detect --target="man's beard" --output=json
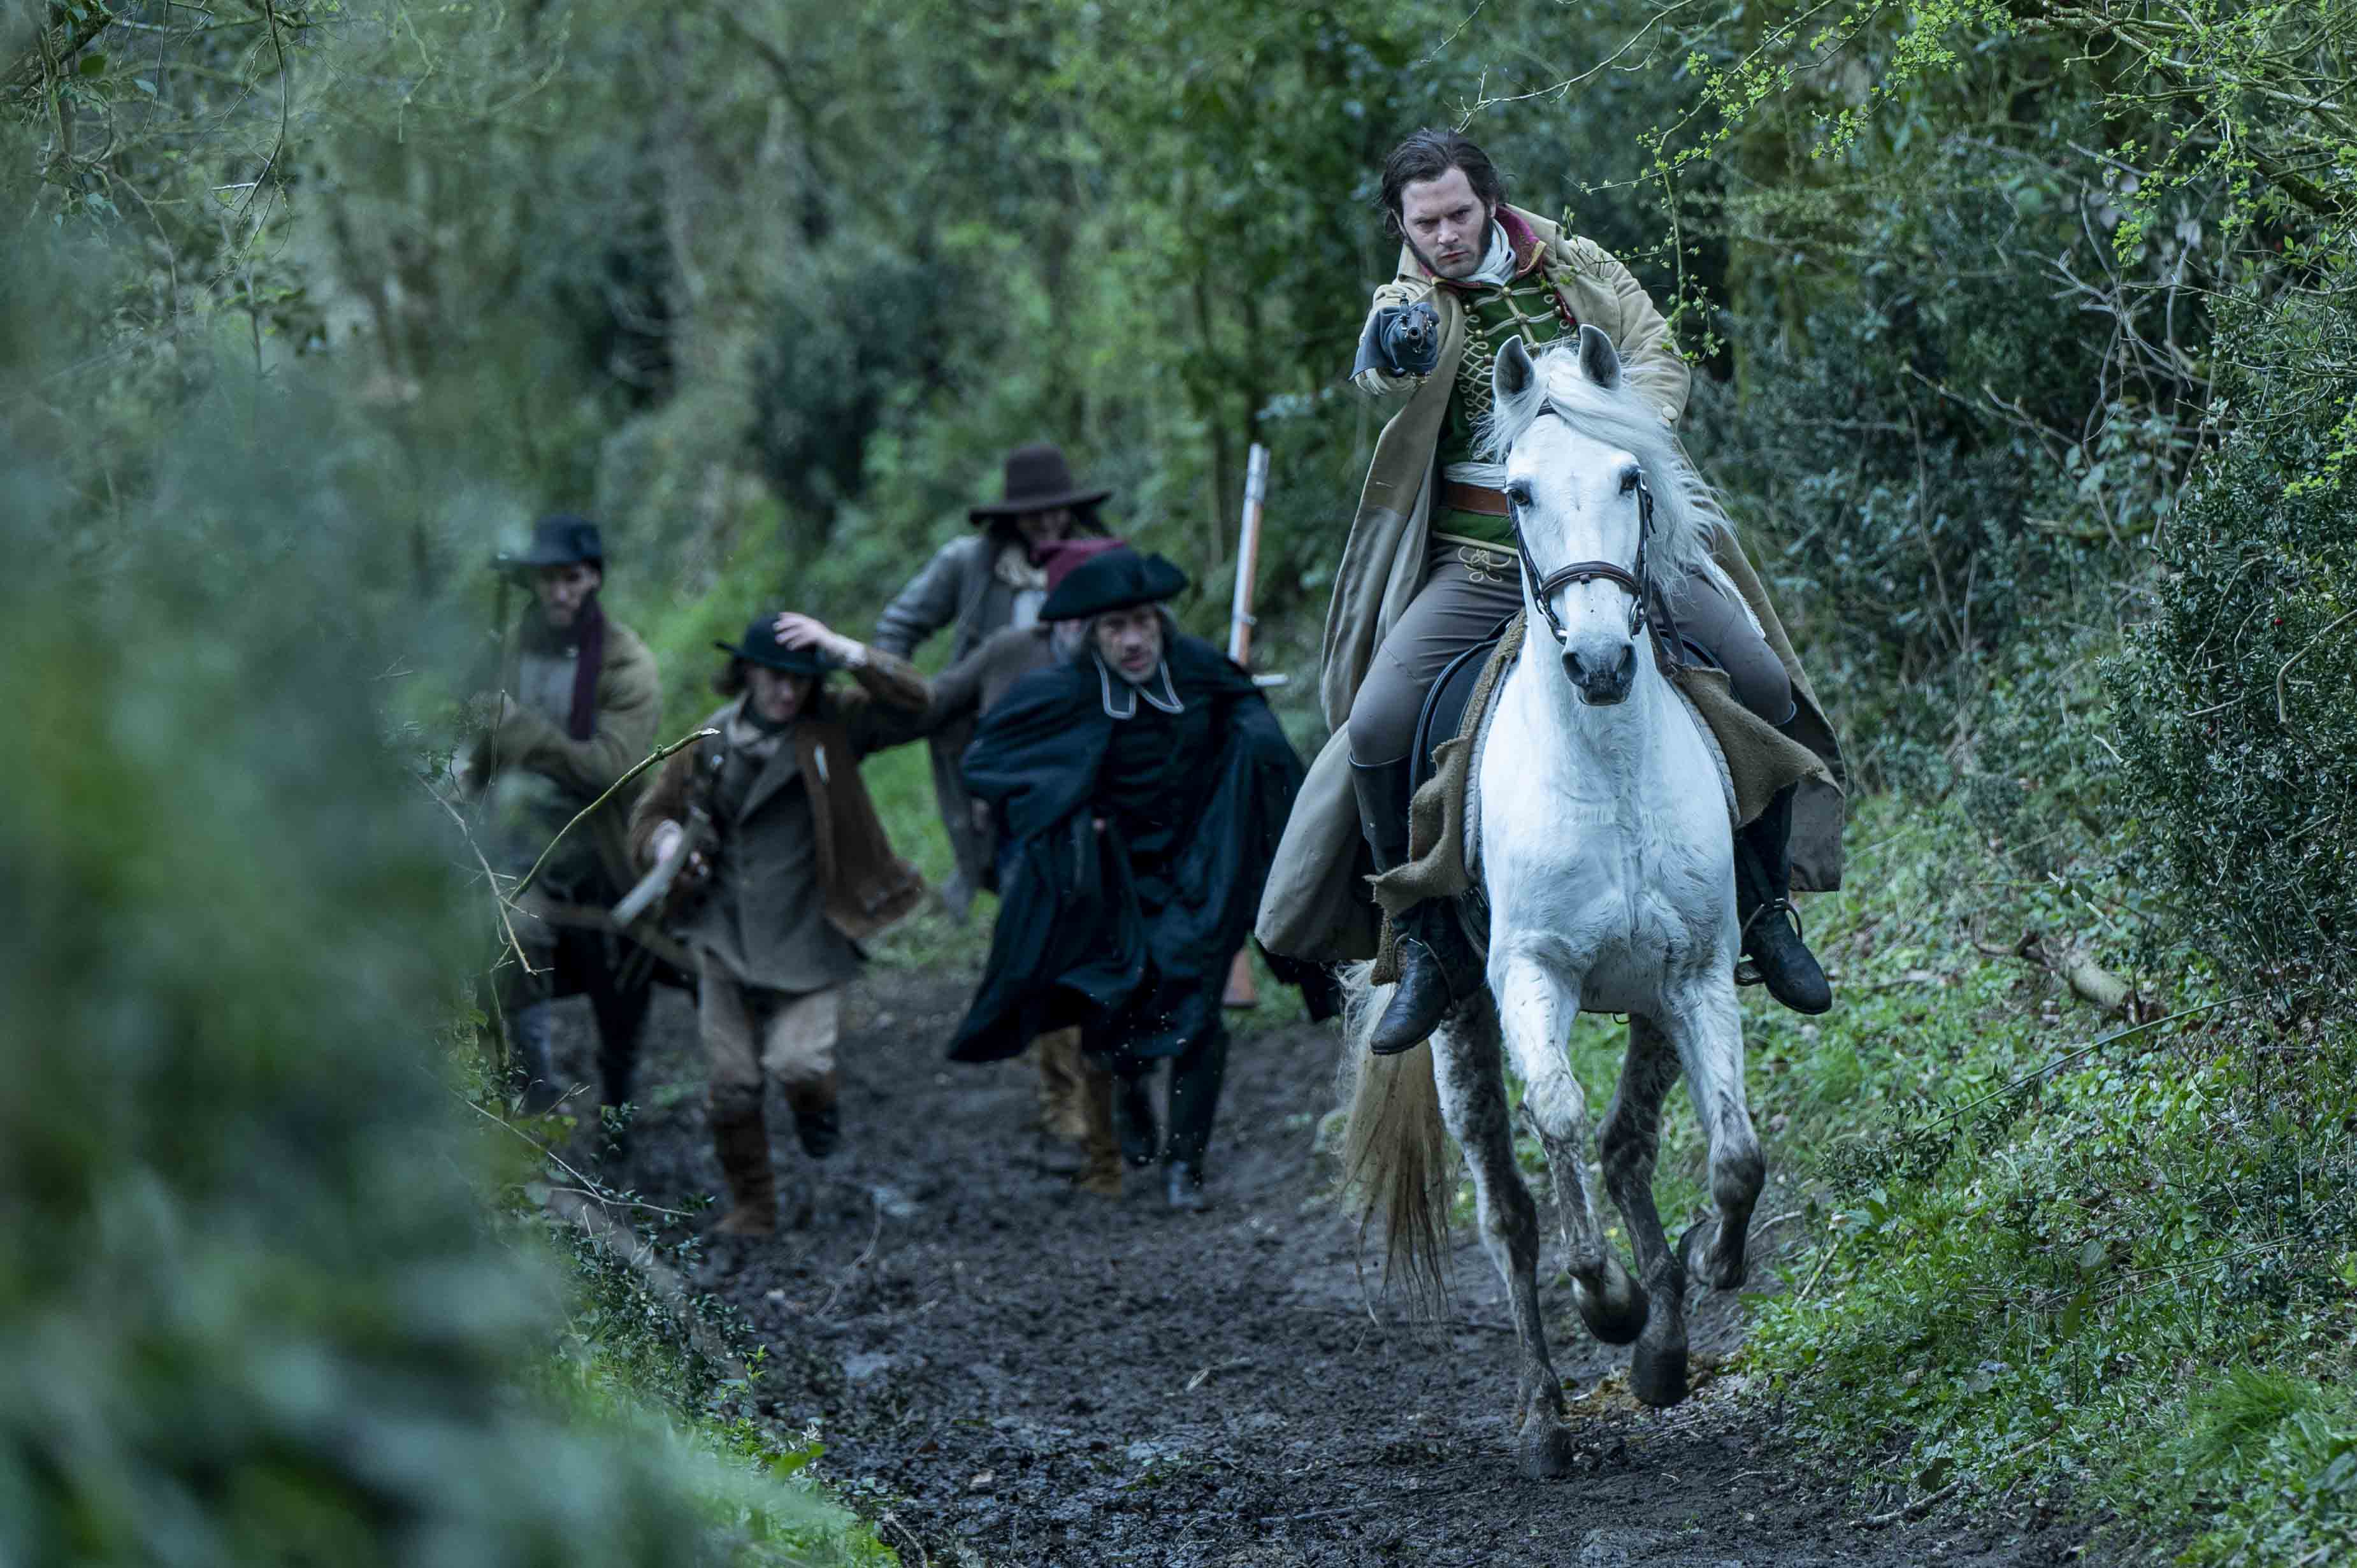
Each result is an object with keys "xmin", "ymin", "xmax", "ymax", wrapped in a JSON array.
[{"xmin": 1402, "ymin": 204, "xmax": 1492, "ymax": 280}]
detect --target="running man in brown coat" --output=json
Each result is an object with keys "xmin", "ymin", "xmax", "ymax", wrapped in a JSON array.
[{"xmin": 630, "ymin": 612, "xmax": 929, "ymax": 1237}]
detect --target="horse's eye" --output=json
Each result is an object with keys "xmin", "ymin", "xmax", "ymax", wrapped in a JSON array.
[
  {"xmin": 1618, "ymin": 467, "xmax": 1641, "ymax": 494},
  {"xmin": 1505, "ymin": 482, "xmax": 1532, "ymax": 510}
]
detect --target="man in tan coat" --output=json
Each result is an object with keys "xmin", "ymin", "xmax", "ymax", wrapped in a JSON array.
[
  {"xmin": 1257, "ymin": 130, "xmax": 1845, "ymax": 1051},
  {"xmin": 874, "ymin": 443, "xmax": 1111, "ymax": 919},
  {"xmin": 630, "ymin": 612, "xmax": 929, "ymax": 1237},
  {"xmin": 468, "ymin": 515, "xmax": 663, "ymax": 1117}
]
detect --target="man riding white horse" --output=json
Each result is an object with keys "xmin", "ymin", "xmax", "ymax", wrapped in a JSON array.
[{"xmin": 1258, "ymin": 128, "xmax": 1844, "ymax": 1045}]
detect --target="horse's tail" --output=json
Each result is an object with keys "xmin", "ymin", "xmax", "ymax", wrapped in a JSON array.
[{"xmin": 1335, "ymin": 962, "xmax": 1455, "ymax": 1316}]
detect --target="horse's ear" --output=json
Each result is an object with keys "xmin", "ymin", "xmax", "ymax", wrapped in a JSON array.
[
  {"xmin": 1492, "ymin": 335, "xmax": 1540, "ymax": 429},
  {"xmin": 1577, "ymin": 324, "xmax": 1623, "ymax": 391}
]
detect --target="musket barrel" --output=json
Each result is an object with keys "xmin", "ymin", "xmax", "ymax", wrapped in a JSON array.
[{"xmin": 1229, "ymin": 442, "xmax": 1269, "ymax": 666}]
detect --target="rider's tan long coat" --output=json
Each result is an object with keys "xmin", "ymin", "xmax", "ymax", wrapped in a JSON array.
[{"xmin": 1255, "ymin": 208, "xmax": 1845, "ymax": 964}]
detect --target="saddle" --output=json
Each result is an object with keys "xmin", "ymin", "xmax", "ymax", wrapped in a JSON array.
[
  {"xmin": 1409, "ymin": 618, "xmax": 1515, "ymax": 799},
  {"xmin": 1368, "ymin": 612, "xmax": 1738, "ymax": 984}
]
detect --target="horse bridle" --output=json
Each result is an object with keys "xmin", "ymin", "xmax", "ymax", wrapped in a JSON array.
[{"xmin": 1507, "ymin": 463, "xmax": 1669, "ymax": 654}]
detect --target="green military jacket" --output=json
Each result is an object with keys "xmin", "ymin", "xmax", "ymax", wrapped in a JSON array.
[{"xmin": 1257, "ymin": 207, "xmax": 1843, "ymax": 964}]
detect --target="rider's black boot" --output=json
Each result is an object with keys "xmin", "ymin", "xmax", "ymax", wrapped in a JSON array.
[
  {"xmin": 1734, "ymin": 784, "xmax": 1832, "ymax": 1015},
  {"xmin": 509, "ymin": 1001, "xmax": 565, "ymax": 1117},
  {"xmin": 1353, "ymin": 756, "xmax": 1480, "ymax": 1056}
]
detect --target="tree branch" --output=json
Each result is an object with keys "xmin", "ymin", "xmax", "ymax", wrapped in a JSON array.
[
  {"xmin": 513, "ymin": 726, "xmax": 717, "ymax": 897},
  {"xmin": 3, "ymin": 7, "xmax": 115, "ymax": 99}
]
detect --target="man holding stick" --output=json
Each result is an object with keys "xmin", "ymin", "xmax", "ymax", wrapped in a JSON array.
[
  {"xmin": 629, "ymin": 612, "xmax": 931, "ymax": 1237},
  {"xmin": 465, "ymin": 514, "xmax": 664, "ymax": 1118}
]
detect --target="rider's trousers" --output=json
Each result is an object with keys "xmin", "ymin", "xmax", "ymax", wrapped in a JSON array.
[{"xmin": 1346, "ymin": 536, "xmax": 1794, "ymax": 766}]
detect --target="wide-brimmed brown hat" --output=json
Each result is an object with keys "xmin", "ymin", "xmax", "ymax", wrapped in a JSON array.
[{"xmin": 969, "ymin": 442, "xmax": 1111, "ymax": 524}]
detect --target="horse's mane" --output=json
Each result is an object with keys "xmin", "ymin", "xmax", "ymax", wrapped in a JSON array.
[{"xmin": 1478, "ymin": 342, "xmax": 1727, "ymax": 583}]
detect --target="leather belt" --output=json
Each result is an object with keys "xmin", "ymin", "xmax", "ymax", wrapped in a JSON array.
[{"xmin": 1438, "ymin": 480, "xmax": 1513, "ymax": 517}]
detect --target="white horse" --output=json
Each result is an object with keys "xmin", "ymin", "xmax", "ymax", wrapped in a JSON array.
[{"xmin": 1339, "ymin": 327, "xmax": 1764, "ymax": 1479}]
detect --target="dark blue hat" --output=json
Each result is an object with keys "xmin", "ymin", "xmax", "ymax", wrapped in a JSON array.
[
  {"xmin": 499, "ymin": 514, "xmax": 605, "ymax": 573},
  {"xmin": 1039, "ymin": 547, "xmax": 1188, "ymax": 622},
  {"xmin": 713, "ymin": 614, "xmax": 831, "ymax": 677}
]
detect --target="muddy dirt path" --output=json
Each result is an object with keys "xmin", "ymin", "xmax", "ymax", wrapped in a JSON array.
[{"xmin": 556, "ymin": 968, "xmax": 2106, "ymax": 1568}]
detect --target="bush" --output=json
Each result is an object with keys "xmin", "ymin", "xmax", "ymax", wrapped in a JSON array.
[
  {"xmin": 0, "ymin": 236, "xmax": 891, "ymax": 1568},
  {"xmin": 1734, "ymin": 796, "xmax": 2357, "ymax": 1567},
  {"xmin": 2108, "ymin": 280, "xmax": 2357, "ymax": 1005}
]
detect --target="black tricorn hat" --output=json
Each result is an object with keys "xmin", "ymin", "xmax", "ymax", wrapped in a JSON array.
[
  {"xmin": 969, "ymin": 442, "xmax": 1113, "ymax": 524},
  {"xmin": 1039, "ymin": 547, "xmax": 1189, "ymax": 622},
  {"xmin": 713, "ymin": 614, "xmax": 832, "ymax": 677},
  {"xmin": 498, "ymin": 513, "xmax": 605, "ymax": 573}
]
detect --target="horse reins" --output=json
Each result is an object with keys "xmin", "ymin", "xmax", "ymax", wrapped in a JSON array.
[{"xmin": 1504, "ymin": 463, "xmax": 1683, "ymax": 666}]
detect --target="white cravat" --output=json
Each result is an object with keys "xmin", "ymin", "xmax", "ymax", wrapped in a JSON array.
[{"xmin": 1465, "ymin": 220, "xmax": 1515, "ymax": 286}]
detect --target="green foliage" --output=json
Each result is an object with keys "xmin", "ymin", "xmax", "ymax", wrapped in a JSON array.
[
  {"xmin": 2168, "ymin": 1373, "xmax": 2357, "ymax": 1564},
  {"xmin": 11, "ymin": 0, "xmax": 2356, "ymax": 1558},
  {"xmin": 0, "ymin": 147, "xmax": 894, "ymax": 1568},
  {"xmin": 2109, "ymin": 279, "xmax": 2357, "ymax": 1003},
  {"xmin": 1733, "ymin": 797, "xmax": 2357, "ymax": 1566}
]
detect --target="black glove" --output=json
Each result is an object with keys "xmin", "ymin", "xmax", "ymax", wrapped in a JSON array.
[{"xmin": 1351, "ymin": 301, "xmax": 1441, "ymax": 380}]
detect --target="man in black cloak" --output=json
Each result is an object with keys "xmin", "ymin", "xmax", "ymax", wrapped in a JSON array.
[{"xmin": 948, "ymin": 547, "xmax": 1316, "ymax": 1211}]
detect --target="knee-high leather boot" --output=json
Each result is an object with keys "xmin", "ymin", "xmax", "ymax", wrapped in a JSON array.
[
  {"xmin": 784, "ymin": 1072, "xmax": 842, "ymax": 1160},
  {"xmin": 508, "ymin": 1000, "xmax": 564, "ymax": 1117},
  {"xmin": 709, "ymin": 1092, "xmax": 778, "ymax": 1237},
  {"xmin": 1734, "ymin": 784, "xmax": 1832, "ymax": 1014},
  {"xmin": 1352, "ymin": 756, "xmax": 1478, "ymax": 1056},
  {"xmin": 1073, "ymin": 1065, "xmax": 1123, "ymax": 1198},
  {"xmin": 1162, "ymin": 1026, "xmax": 1229, "ymax": 1212}
]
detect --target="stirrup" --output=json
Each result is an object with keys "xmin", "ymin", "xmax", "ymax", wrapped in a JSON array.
[
  {"xmin": 1735, "ymin": 898, "xmax": 1803, "ymax": 988},
  {"xmin": 1371, "ymin": 916, "xmax": 1474, "ymax": 1055},
  {"xmin": 1740, "ymin": 896, "xmax": 1806, "ymax": 945}
]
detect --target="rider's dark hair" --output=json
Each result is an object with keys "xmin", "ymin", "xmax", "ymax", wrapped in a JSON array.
[{"xmin": 1380, "ymin": 129, "xmax": 1507, "ymax": 236}]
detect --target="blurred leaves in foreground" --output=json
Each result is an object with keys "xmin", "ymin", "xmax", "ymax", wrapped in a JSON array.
[{"xmin": 0, "ymin": 226, "xmax": 893, "ymax": 1564}]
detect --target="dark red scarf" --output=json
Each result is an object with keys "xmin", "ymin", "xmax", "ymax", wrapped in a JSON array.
[
  {"xmin": 523, "ymin": 592, "xmax": 607, "ymax": 741},
  {"xmin": 566, "ymin": 594, "xmax": 606, "ymax": 740}
]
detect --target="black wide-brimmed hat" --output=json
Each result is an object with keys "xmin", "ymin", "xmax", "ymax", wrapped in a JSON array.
[
  {"xmin": 1039, "ymin": 547, "xmax": 1189, "ymax": 622},
  {"xmin": 498, "ymin": 513, "xmax": 605, "ymax": 573},
  {"xmin": 969, "ymin": 442, "xmax": 1113, "ymax": 524},
  {"xmin": 713, "ymin": 614, "xmax": 832, "ymax": 677}
]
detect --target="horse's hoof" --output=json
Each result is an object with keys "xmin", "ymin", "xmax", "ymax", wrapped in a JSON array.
[
  {"xmin": 1630, "ymin": 1334, "xmax": 1689, "ymax": 1408},
  {"xmin": 1680, "ymin": 1219, "xmax": 1747, "ymax": 1292},
  {"xmin": 1516, "ymin": 1416, "xmax": 1579, "ymax": 1479},
  {"xmin": 1573, "ymin": 1268, "xmax": 1650, "ymax": 1347}
]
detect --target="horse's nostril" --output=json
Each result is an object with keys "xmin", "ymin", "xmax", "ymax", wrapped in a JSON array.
[{"xmin": 1615, "ymin": 644, "xmax": 1637, "ymax": 685}]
